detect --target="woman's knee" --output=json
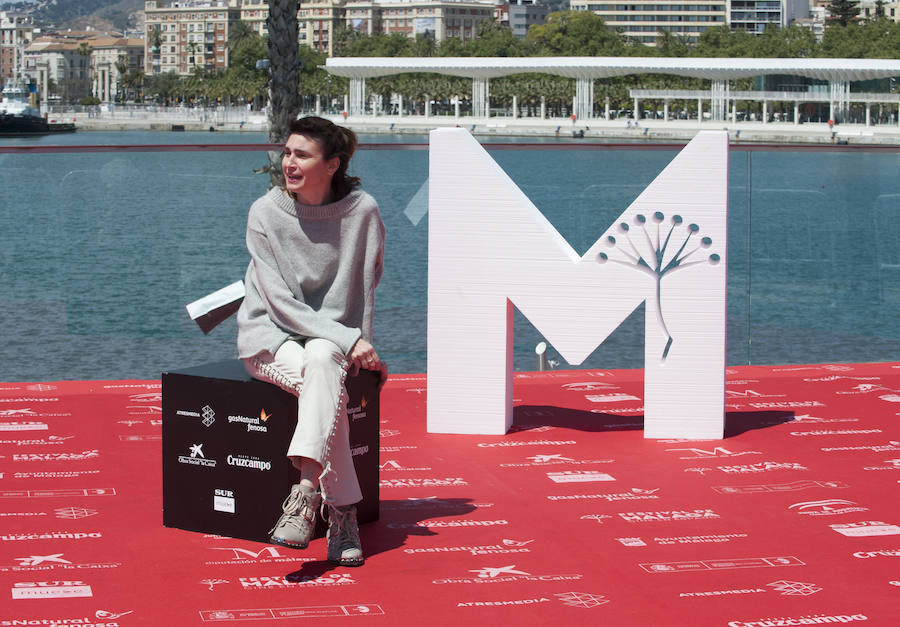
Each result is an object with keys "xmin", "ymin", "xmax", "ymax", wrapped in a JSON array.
[{"xmin": 303, "ymin": 338, "xmax": 346, "ymax": 374}]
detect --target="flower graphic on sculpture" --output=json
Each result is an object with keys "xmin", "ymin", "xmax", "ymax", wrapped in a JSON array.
[{"xmin": 596, "ymin": 212, "xmax": 720, "ymax": 360}]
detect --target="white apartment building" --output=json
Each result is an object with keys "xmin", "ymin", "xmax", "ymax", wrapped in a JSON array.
[
  {"xmin": 1, "ymin": 11, "xmax": 35, "ymax": 83},
  {"xmin": 730, "ymin": 0, "xmax": 809, "ymax": 34},
  {"xmin": 24, "ymin": 36, "xmax": 92, "ymax": 103},
  {"xmin": 144, "ymin": 0, "xmax": 242, "ymax": 75},
  {"xmin": 859, "ymin": 0, "xmax": 900, "ymax": 20},
  {"xmin": 494, "ymin": 0, "xmax": 551, "ymax": 38},
  {"xmin": 345, "ymin": 0, "xmax": 495, "ymax": 44},
  {"xmin": 570, "ymin": 2, "xmax": 729, "ymax": 45}
]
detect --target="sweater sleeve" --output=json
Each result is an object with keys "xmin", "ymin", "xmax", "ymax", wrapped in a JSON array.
[{"xmin": 246, "ymin": 224, "xmax": 361, "ymax": 355}]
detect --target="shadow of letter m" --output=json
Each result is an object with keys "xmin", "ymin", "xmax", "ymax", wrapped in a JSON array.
[{"xmin": 427, "ymin": 129, "xmax": 727, "ymax": 438}]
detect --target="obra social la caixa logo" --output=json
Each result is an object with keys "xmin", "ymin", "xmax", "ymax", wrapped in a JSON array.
[{"xmin": 432, "ymin": 565, "xmax": 584, "ymax": 585}]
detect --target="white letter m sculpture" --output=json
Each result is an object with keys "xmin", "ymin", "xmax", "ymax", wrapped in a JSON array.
[{"xmin": 427, "ymin": 129, "xmax": 728, "ymax": 439}]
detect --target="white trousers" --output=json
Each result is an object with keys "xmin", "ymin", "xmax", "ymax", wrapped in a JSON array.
[{"xmin": 242, "ymin": 338, "xmax": 362, "ymax": 507}]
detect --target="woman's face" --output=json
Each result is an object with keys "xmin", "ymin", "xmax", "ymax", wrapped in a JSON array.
[{"xmin": 281, "ymin": 133, "xmax": 340, "ymax": 205}]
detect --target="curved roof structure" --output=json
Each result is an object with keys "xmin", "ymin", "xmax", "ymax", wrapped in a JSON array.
[{"xmin": 325, "ymin": 57, "xmax": 900, "ymax": 82}]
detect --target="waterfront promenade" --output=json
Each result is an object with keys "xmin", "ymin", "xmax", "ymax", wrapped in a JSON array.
[{"xmin": 60, "ymin": 108, "xmax": 900, "ymax": 145}]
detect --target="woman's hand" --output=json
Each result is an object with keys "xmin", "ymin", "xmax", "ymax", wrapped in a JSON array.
[{"xmin": 348, "ymin": 338, "xmax": 387, "ymax": 383}]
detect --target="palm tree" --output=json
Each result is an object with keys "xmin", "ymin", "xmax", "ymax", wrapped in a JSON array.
[{"xmin": 266, "ymin": 0, "xmax": 301, "ymax": 188}]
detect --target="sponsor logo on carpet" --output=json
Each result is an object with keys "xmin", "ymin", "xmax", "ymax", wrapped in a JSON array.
[
  {"xmin": 617, "ymin": 533, "xmax": 748, "ymax": 546},
  {"xmin": 0, "ymin": 421, "xmax": 49, "ymax": 431},
  {"xmin": 790, "ymin": 429, "xmax": 882, "ymax": 436},
  {"xmin": 0, "ymin": 397, "xmax": 60, "ymax": 403},
  {"xmin": 792, "ymin": 413, "xmax": 860, "ymax": 424},
  {"xmin": 725, "ymin": 389, "xmax": 786, "ymax": 399},
  {"xmin": 3, "ymin": 553, "xmax": 120, "ymax": 573},
  {"xmin": 0, "ymin": 611, "xmax": 133, "ymax": 626},
  {"xmin": 852, "ymin": 549, "xmax": 900, "ymax": 559},
  {"xmin": 13, "ymin": 470, "xmax": 102, "ymax": 480},
  {"xmin": 433, "ymin": 565, "xmax": 583, "ymax": 585},
  {"xmin": 0, "ymin": 532, "xmax": 103, "ymax": 542},
  {"xmin": 500, "ymin": 453, "xmax": 614, "ymax": 468},
  {"xmin": 746, "ymin": 401, "xmax": 826, "ymax": 410},
  {"xmin": 205, "ymin": 546, "xmax": 314, "ymax": 566},
  {"xmin": 380, "ymin": 477, "xmax": 467, "ymax": 487},
  {"xmin": 387, "ymin": 519, "xmax": 508, "ymax": 530},
  {"xmin": 726, "ymin": 613, "xmax": 868, "ymax": 627},
  {"xmin": 679, "ymin": 587, "xmax": 766, "ymax": 597},
  {"xmin": 10, "ymin": 580, "xmax": 93, "ymax": 599},
  {"xmin": 54, "ymin": 507, "xmax": 98, "ymax": 519},
  {"xmin": 830, "ymin": 521, "xmax": 900, "ymax": 537},
  {"xmin": 238, "ymin": 574, "xmax": 356, "ymax": 589},
  {"xmin": 547, "ymin": 471, "xmax": 615, "ymax": 483},
  {"xmin": 380, "ymin": 445, "xmax": 418, "ymax": 452},
  {"xmin": 201, "ymin": 579, "xmax": 229, "ymax": 591},
  {"xmin": 618, "ymin": 509, "xmax": 720, "ymax": 522},
  {"xmin": 837, "ymin": 383, "xmax": 900, "ymax": 396},
  {"xmin": 789, "ymin": 499, "xmax": 868, "ymax": 516},
  {"xmin": 198, "ymin": 605, "xmax": 383, "ymax": 620},
  {"xmin": 773, "ymin": 365, "xmax": 854, "ymax": 372},
  {"xmin": 687, "ymin": 461, "xmax": 807, "ymax": 474},
  {"xmin": 477, "ymin": 440, "xmax": 577, "ymax": 448},
  {"xmin": 404, "ymin": 538, "xmax": 534, "ymax": 556},
  {"xmin": 562, "ymin": 382, "xmax": 619, "ymax": 391},
  {"xmin": 581, "ymin": 514, "xmax": 613, "ymax": 525},
  {"xmin": 863, "ymin": 459, "xmax": 900, "ymax": 471},
  {"xmin": 641, "ymin": 556, "xmax": 803, "ymax": 573},
  {"xmin": 548, "ymin": 488, "xmax": 659, "ymax": 502},
  {"xmin": 178, "ymin": 444, "xmax": 216, "ymax": 467},
  {"xmin": 821, "ymin": 441, "xmax": 900, "ymax": 453},
  {"xmin": 12, "ymin": 450, "xmax": 99, "ymax": 462},
  {"xmin": 457, "ymin": 597, "xmax": 552, "ymax": 608},
  {"xmin": 119, "ymin": 434, "xmax": 161, "ymax": 442},
  {"xmin": 227, "ymin": 410, "xmax": 270, "ymax": 434},
  {"xmin": 0, "ymin": 435, "xmax": 73, "ymax": 446},
  {"xmin": 666, "ymin": 446, "xmax": 761, "ymax": 459},
  {"xmin": 584, "ymin": 393, "xmax": 641, "ymax": 403},
  {"xmin": 381, "ymin": 496, "xmax": 494, "ymax": 511},
  {"xmin": 0, "ymin": 488, "xmax": 115, "ymax": 499},
  {"xmin": 379, "ymin": 460, "xmax": 432, "ymax": 471},
  {"xmin": 379, "ymin": 429, "xmax": 401, "ymax": 437},
  {"xmin": 803, "ymin": 375, "xmax": 880, "ymax": 382},
  {"xmin": 555, "ymin": 592, "xmax": 609, "ymax": 608},
  {"xmin": 713, "ymin": 480, "xmax": 848, "ymax": 494},
  {"xmin": 767, "ymin": 580, "xmax": 822, "ymax": 595}
]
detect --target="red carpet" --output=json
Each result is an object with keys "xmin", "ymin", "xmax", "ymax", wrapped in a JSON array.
[{"xmin": 1, "ymin": 363, "xmax": 899, "ymax": 626}]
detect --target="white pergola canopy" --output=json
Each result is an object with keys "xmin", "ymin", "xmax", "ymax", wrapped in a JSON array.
[{"xmin": 324, "ymin": 56, "xmax": 900, "ymax": 120}]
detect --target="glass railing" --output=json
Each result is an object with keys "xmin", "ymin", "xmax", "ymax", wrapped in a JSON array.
[{"xmin": 1, "ymin": 134, "xmax": 898, "ymax": 381}]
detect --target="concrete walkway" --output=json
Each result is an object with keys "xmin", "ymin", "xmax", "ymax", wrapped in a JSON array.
[{"xmin": 68, "ymin": 111, "xmax": 900, "ymax": 145}]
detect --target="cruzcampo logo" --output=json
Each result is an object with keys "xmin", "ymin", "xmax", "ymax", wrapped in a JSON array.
[{"xmin": 597, "ymin": 212, "xmax": 720, "ymax": 360}]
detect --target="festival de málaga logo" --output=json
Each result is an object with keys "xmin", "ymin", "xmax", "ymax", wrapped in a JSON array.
[{"xmin": 597, "ymin": 211, "xmax": 720, "ymax": 360}]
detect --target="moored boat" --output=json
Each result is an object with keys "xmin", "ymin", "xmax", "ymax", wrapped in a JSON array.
[{"xmin": 0, "ymin": 79, "xmax": 75, "ymax": 136}]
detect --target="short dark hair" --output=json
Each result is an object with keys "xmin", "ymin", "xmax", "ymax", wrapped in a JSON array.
[{"xmin": 288, "ymin": 116, "xmax": 361, "ymax": 200}]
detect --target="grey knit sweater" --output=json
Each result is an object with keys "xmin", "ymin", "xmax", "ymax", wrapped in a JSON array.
[{"xmin": 236, "ymin": 186, "xmax": 385, "ymax": 359}]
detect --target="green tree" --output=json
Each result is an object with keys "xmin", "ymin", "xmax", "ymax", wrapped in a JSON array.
[
  {"xmin": 526, "ymin": 11, "xmax": 627, "ymax": 56},
  {"xmin": 464, "ymin": 23, "xmax": 533, "ymax": 57},
  {"xmin": 826, "ymin": 0, "xmax": 861, "ymax": 27}
]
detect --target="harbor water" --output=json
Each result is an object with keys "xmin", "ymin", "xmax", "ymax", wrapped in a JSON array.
[{"xmin": 1, "ymin": 131, "xmax": 899, "ymax": 381}]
